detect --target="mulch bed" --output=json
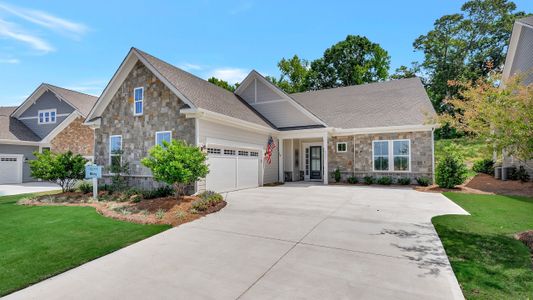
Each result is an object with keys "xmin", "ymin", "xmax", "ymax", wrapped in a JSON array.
[
  {"xmin": 516, "ymin": 230, "xmax": 533, "ymax": 267},
  {"xmin": 416, "ymin": 174, "xmax": 533, "ymax": 197},
  {"xmin": 18, "ymin": 193, "xmax": 226, "ymax": 227}
]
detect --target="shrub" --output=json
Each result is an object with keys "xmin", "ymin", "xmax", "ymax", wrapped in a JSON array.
[
  {"xmin": 77, "ymin": 181, "xmax": 93, "ymax": 194},
  {"xmin": 29, "ymin": 150, "xmax": 87, "ymax": 192},
  {"xmin": 191, "ymin": 191, "xmax": 224, "ymax": 212},
  {"xmin": 435, "ymin": 153, "xmax": 468, "ymax": 188},
  {"xmin": 155, "ymin": 209, "xmax": 165, "ymax": 220},
  {"xmin": 141, "ymin": 140, "xmax": 209, "ymax": 197},
  {"xmin": 377, "ymin": 176, "xmax": 393, "ymax": 185},
  {"xmin": 334, "ymin": 168, "xmax": 341, "ymax": 183},
  {"xmin": 347, "ymin": 176, "xmax": 358, "ymax": 184},
  {"xmin": 198, "ymin": 190, "xmax": 223, "ymax": 202},
  {"xmin": 141, "ymin": 186, "xmax": 174, "ymax": 199},
  {"xmin": 416, "ymin": 177, "xmax": 431, "ymax": 186},
  {"xmin": 363, "ymin": 176, "xmax": 375, "ymax": 185},
  {"xmin": 509, "ymin": 166, "xmax": 530, "ymax": 182},
  {"xmin": 109, "ymin": 150, "xmax": 130, "ymax": 192},
  {"xmin": 397, "ymin": 177, "xmax": 411, "ymax": 185},
  {"xmin": 472, "ymin": 158, "xmax": 494, "ymax": 175}
]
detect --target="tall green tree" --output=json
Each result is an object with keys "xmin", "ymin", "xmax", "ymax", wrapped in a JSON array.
[
  {"xmin": 307, "ymin": 35, "xmax": 390, "ymax": 90},
  {"xmin": 208, "ymin": 77, "xmax": 237, "ymax": 92},
  {"xmin": 274, "ymin": 55, "xmax": 310, "ymax": 93},
  {"xmin": 414, "ymin": 0, "xmax": 527, "ymax": 113},
  {"xmin": 390, "ymin": 63, "xmax": 421, "ymax": 80}
]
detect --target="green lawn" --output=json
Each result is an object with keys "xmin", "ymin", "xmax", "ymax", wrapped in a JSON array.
[
  {"xmin": 433, "ymin": 193, "xmax": 533, "ymax": 299},
  {"xmin": 0, "ymin": 193, "xmax": 170, "ymax": 296}
]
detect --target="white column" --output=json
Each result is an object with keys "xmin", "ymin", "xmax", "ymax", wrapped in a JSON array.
[
  {"xmin": 323, "ymin": 133, "xmax": 328, "ymax": 184},
  {"xmin": 279, "ymin": 138, "xmax": 284, "ymax": 183}
]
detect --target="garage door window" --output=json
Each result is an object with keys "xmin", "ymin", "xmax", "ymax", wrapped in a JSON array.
[
  {"xmin": 1, "ymin": 157, "xmax": 17, "ymax": 162},
  {"xmin": 224, "ymin": 149, "xmax": 236, "ymax": 156},
  {"xmin": 238, "ymin": 150, "xmax": 249, "ymax": 156},
  {"xmin": 250, "ymin": 151, "xmax": 259, "ymax": 157},
  {"xmin": 207, "ymin": 148, "xmax": 221, "ymax": 154}
]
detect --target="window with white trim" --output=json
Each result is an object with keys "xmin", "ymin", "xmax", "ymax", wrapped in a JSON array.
[
  {"xmin": 224, "ymin": 149, "xmax": 236, "ymax": 156},
  {"xmin": 336, "ymin": 142, "xmax": 347, "ymax": 152},
  {"xmin": 207, "ymin": 148, "xmax": 221, "ymax": 154},
  {"xmin": 372, "ymin": 139, "xmax": 411, "ymax": 172},
  {"xmin": 134, "ymin": 87, "xmax": 143, "ymax": 116},
  {"xmin": 373, "ymin": 141, "xmax": 389, "ymax": 171},
  {"xmin": 109, "ymin": 135, "xmax": 122, "ymax": 169},
  {"xmin": 38, "ymin": 109, "xmax": 56, "ymax": 124},
  {"xmin": 155, "ymin": 131, "xmax": 171, "ymax": 146}
]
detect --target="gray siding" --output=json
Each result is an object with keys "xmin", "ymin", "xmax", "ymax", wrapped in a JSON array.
[
  {"xmin": 19, "ymin": 90, "xmax": 75, "ymax": 139},
  {"xmin": 0, "ymin": 144, "xmax": 39, "ymax": 182},
  {"xmin": 510, "ymin": 25, "xmax": 533, "ymax": 85}
]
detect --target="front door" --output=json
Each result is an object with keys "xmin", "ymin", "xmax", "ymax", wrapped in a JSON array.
[{"xmin": 309, "ymin": 146, "xmax": 322, "ymax": 180}]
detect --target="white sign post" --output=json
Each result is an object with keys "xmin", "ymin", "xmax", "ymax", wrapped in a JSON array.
[{"xmin": 85, "ymin": 164, "xmax": 102, "ymax": 200}]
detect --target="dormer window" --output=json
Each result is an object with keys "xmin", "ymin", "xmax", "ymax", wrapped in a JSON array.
[
  {"xmin": 38, "ymin": 109, "xmax": 56, "ymax": 124},
  {"xmin": 134, "ymin": 87, "xmax": 143, "ymax": 116}
]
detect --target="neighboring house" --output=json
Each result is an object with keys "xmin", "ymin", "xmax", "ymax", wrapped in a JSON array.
[
  {"xmin": 500, "ymin": 15, "xmax": 533, "ymax": 177},
  {"xmin": 0, "ymin": 84, "xmax": 98, "ymax": 184},
  {"xmin": 85, "ymin": 48, "xmax": 437, "ymax": 193}
]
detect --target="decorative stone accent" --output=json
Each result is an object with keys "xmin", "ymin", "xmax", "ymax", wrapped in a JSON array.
[
  {"xmin": 328, "ymin": 131, "xmax": 434, "ymax": 182},
  {"xmin": 51, "ymin": 116, "xmax": 94, "ymax": 156},
  {"xmin": 94, "ymin": 61, "xmax": 195, "ymax": 189}
]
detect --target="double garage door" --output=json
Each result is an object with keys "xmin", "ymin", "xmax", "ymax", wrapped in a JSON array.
[
  {"xmin": 0, "ymin": 154, "xmax": 23, "ymax": 184},
  {"xmin": 205, "ymin": 146, "xmax": 261, "ymax": 192}
]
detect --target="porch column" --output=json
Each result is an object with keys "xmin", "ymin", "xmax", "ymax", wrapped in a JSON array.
[
  {"xmin": 323, "ymin": 133, "xmax": 328, "ymax": 184},
  {"xmin": 279, "ymin": 138, "xmax": 284, "ymax": 183}
]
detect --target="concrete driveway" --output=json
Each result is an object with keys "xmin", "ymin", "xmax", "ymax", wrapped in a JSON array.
[
  {"xmin": 0, "ymin": 182, "xmax": 60, "ymax": 196},
  {"xmin": 6, "ymin": 184, "xmax": 468, "ymax": 300}
]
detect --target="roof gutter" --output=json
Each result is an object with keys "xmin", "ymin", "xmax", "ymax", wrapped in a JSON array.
[{"xmin": 332, "ymin": 124, "xmax": 437, "ymax": 136}]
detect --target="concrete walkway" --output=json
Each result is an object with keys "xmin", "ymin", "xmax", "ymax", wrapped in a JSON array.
[
  {"xmin": 0, "ymin": 182, "xmax": 60, "ymax": 196},
  {"xmin": 5, "ymin": 184, "xmax": 468, "ymax": 300}
]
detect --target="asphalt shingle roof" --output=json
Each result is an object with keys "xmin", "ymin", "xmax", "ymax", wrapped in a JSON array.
[
  {"xmin": 290, "ymin": 77, "xmax": 437, "ymax": 129},
  {"xmin": 0, "ymin": 106, "xmax": 41, "ymax": 142},
  {"xmin": 134, "ymin": 48, "xmax": 273, "ymax": 128},
  {"xmin": 44, "ymin": 84, "xmax": 98, "ymax": 117},
  {"xmin": 518, "ymin": 16, "xmax": 533, "ymax": 27}
]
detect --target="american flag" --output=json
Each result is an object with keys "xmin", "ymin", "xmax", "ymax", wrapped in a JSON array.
[{"xmin": 265, "ymin": 136, "xmax": 276, "ymax": 164}]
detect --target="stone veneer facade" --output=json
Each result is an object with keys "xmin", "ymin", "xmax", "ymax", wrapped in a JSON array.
[
  {"xmin": 328, "ymin": 131, "xmax": 433, "ymax": 182},
  {"xmin": 94, "ymin": 61, "xmax": 195, "ymax": 189},
  {"xmin": 51, "ymin": 116, "xmax": 94, "ymax": 156}
]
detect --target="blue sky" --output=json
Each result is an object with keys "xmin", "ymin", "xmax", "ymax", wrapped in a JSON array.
[{"xmin": 1, "ymin": 0, "xmax": 532, "ymax": 106}]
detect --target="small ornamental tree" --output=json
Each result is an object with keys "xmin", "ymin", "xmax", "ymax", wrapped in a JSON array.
[
  {"xmin": 435, "ymin": 151, "xmax": 468, "ymax": 189},
  {"xmin": 141, "ymin": 140, "xmax": 209, "ymax": 197},
  {"xmin": 29, "ymin": 150, "xmax": 87, "ymax": 192}
]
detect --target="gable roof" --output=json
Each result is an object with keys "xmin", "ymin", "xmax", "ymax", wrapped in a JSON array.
[
  {"xmin": 11, "ymin": 83, "xmax": 98, "ymax": 118},
  {"xmin": 290, "ymin": 77, "xmax": 436, "ymax": 129},
  {"xmin": 0, "ymin": 106, "xmax": 41, "ymax": 142},
  {"xmin": 518, "ymin": 15, "xmax": 533, "ymax": 27}
]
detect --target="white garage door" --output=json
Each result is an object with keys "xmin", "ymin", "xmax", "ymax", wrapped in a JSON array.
[
  {"xmin": 206, "ymin": 147, "xmax": 260, "ymax": 192},
  {"xmin": 0, "ymin": 154, "xmax": 23, "ymax": 184}
]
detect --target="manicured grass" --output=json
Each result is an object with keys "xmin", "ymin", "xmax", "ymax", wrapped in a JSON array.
[
  {"xmin": 433, "ymin": 193, "xmax": 533, "ymax": 299},
  {"xmin": 435, "ymin": 138, "xmax": 491, "ymax": 178},
  {"xmin": 0, "ymin": 193, "xmax": 170, "ymax": 296}
]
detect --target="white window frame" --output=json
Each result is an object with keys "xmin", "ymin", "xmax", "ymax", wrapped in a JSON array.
[
  {"xmin": 372, "ymin": 139, "xmax": 411, "ymax": 172},
  {"xmin": 38, "ymin": 109, "xmax": 57, "ymax": 124},
  {"xmin": 109, "ymin": 135, "xmax": 122, "ymax": 166},
  {"xmin": 133, "ymin": 87, "xmax": 144, "ymax": 116},
  {"xmin": 155, "ymin": 130, "xmax": 172, "ymax": 146},
  {"xmin": 336, "ymin": 142, "xmax": 347, "ymax": 153}
]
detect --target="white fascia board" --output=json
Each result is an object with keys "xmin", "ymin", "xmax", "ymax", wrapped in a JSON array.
[
  {"xmin": 277, "ymin": 127, "xmax": 331, "ymax": 139},
  {"xmin": 0, "ymin": 139, "xmax": 42, "ymax": 146},
  {"xmin": 83, "ymin": 117, "xmax": 101, "ymax": 129},
  {"xmin": 41, "ymin": 111, "xmax": 81, "ymax": 143},
  {"xmin": 331, "ymin": 124, "xmax": 437, "ymax": 136},
  {"xmin": 502, "ymin": 22, "xmax": 523, "ymax": 83},
  {"xmin": 180, "ymin": 108, "xmax": 275, "ymax": 135}
]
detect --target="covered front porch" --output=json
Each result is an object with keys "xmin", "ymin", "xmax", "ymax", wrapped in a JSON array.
[{"xmin": 278, "ymin": 129, "xmax": 329, "ymax": 184}]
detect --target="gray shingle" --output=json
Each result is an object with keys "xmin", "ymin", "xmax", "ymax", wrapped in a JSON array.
[
  {"xmin": 290, "ymin": 78, "xmax": 437, "ymax": 129},
  {"xmin": 0, "ymin": 107, "xmax": 41, "ymax": 142},
  {"xmin": 44, "ymin": 84, "xmax": 98, "ymax": 117},
  {"xmin": 134, "ymin": 48, "xmax": 273, "ymax": 128},
  {"xmin": 518, "ymin": 16, "xmax": 533, "ymax": 27}
]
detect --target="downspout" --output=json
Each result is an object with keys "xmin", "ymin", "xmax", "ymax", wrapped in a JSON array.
[
  {"xmin": 353, "ymin": 135, "xmax": 356, "ymax": 176},
  {"xmin": 431, "ymin": 128, "xmax": 435, "ymax": 184}
]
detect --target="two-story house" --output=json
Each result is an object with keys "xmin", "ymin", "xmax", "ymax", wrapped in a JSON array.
[{"xmin": 0, "ymin": 84, "xmax": 97, "ymax": 184}]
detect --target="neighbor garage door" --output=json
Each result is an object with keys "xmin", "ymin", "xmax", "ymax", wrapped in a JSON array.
[
  {"xmin": 0, "ymin": 154, "xmax": 23, "ymax": 184},
  {"xmin": 205, "ymin": 147, "xmax": 260, "ymax": 192}
]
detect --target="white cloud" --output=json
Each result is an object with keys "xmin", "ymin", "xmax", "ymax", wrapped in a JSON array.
[
  {"xmin": 207, "ymin": 68, "xmax": 249, "ymax": 84},
  {"xmin": 0, "ymin": 57, "xmax": 19, "ymax": 64},
  {"xmin": 0, "ymin": 2, "xmax": 88, "ymax": 38},
  {"xmin": 0, "ymin": 18, "xmax": 54, "ymax": 52},
  {"xmin": 178, "ymin": 63, "xmax": 203, "ymax": 71}
]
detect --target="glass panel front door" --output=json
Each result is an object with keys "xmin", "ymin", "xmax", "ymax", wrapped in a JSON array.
[{"xmin": 310, "ymin": 146, "xmax": 322, "ymax": 179}]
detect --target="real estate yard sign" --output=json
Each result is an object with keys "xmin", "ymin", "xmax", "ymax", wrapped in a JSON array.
[{"xmin": 85, "ymin": 165, "xmax": 102, "ymax": 199}]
